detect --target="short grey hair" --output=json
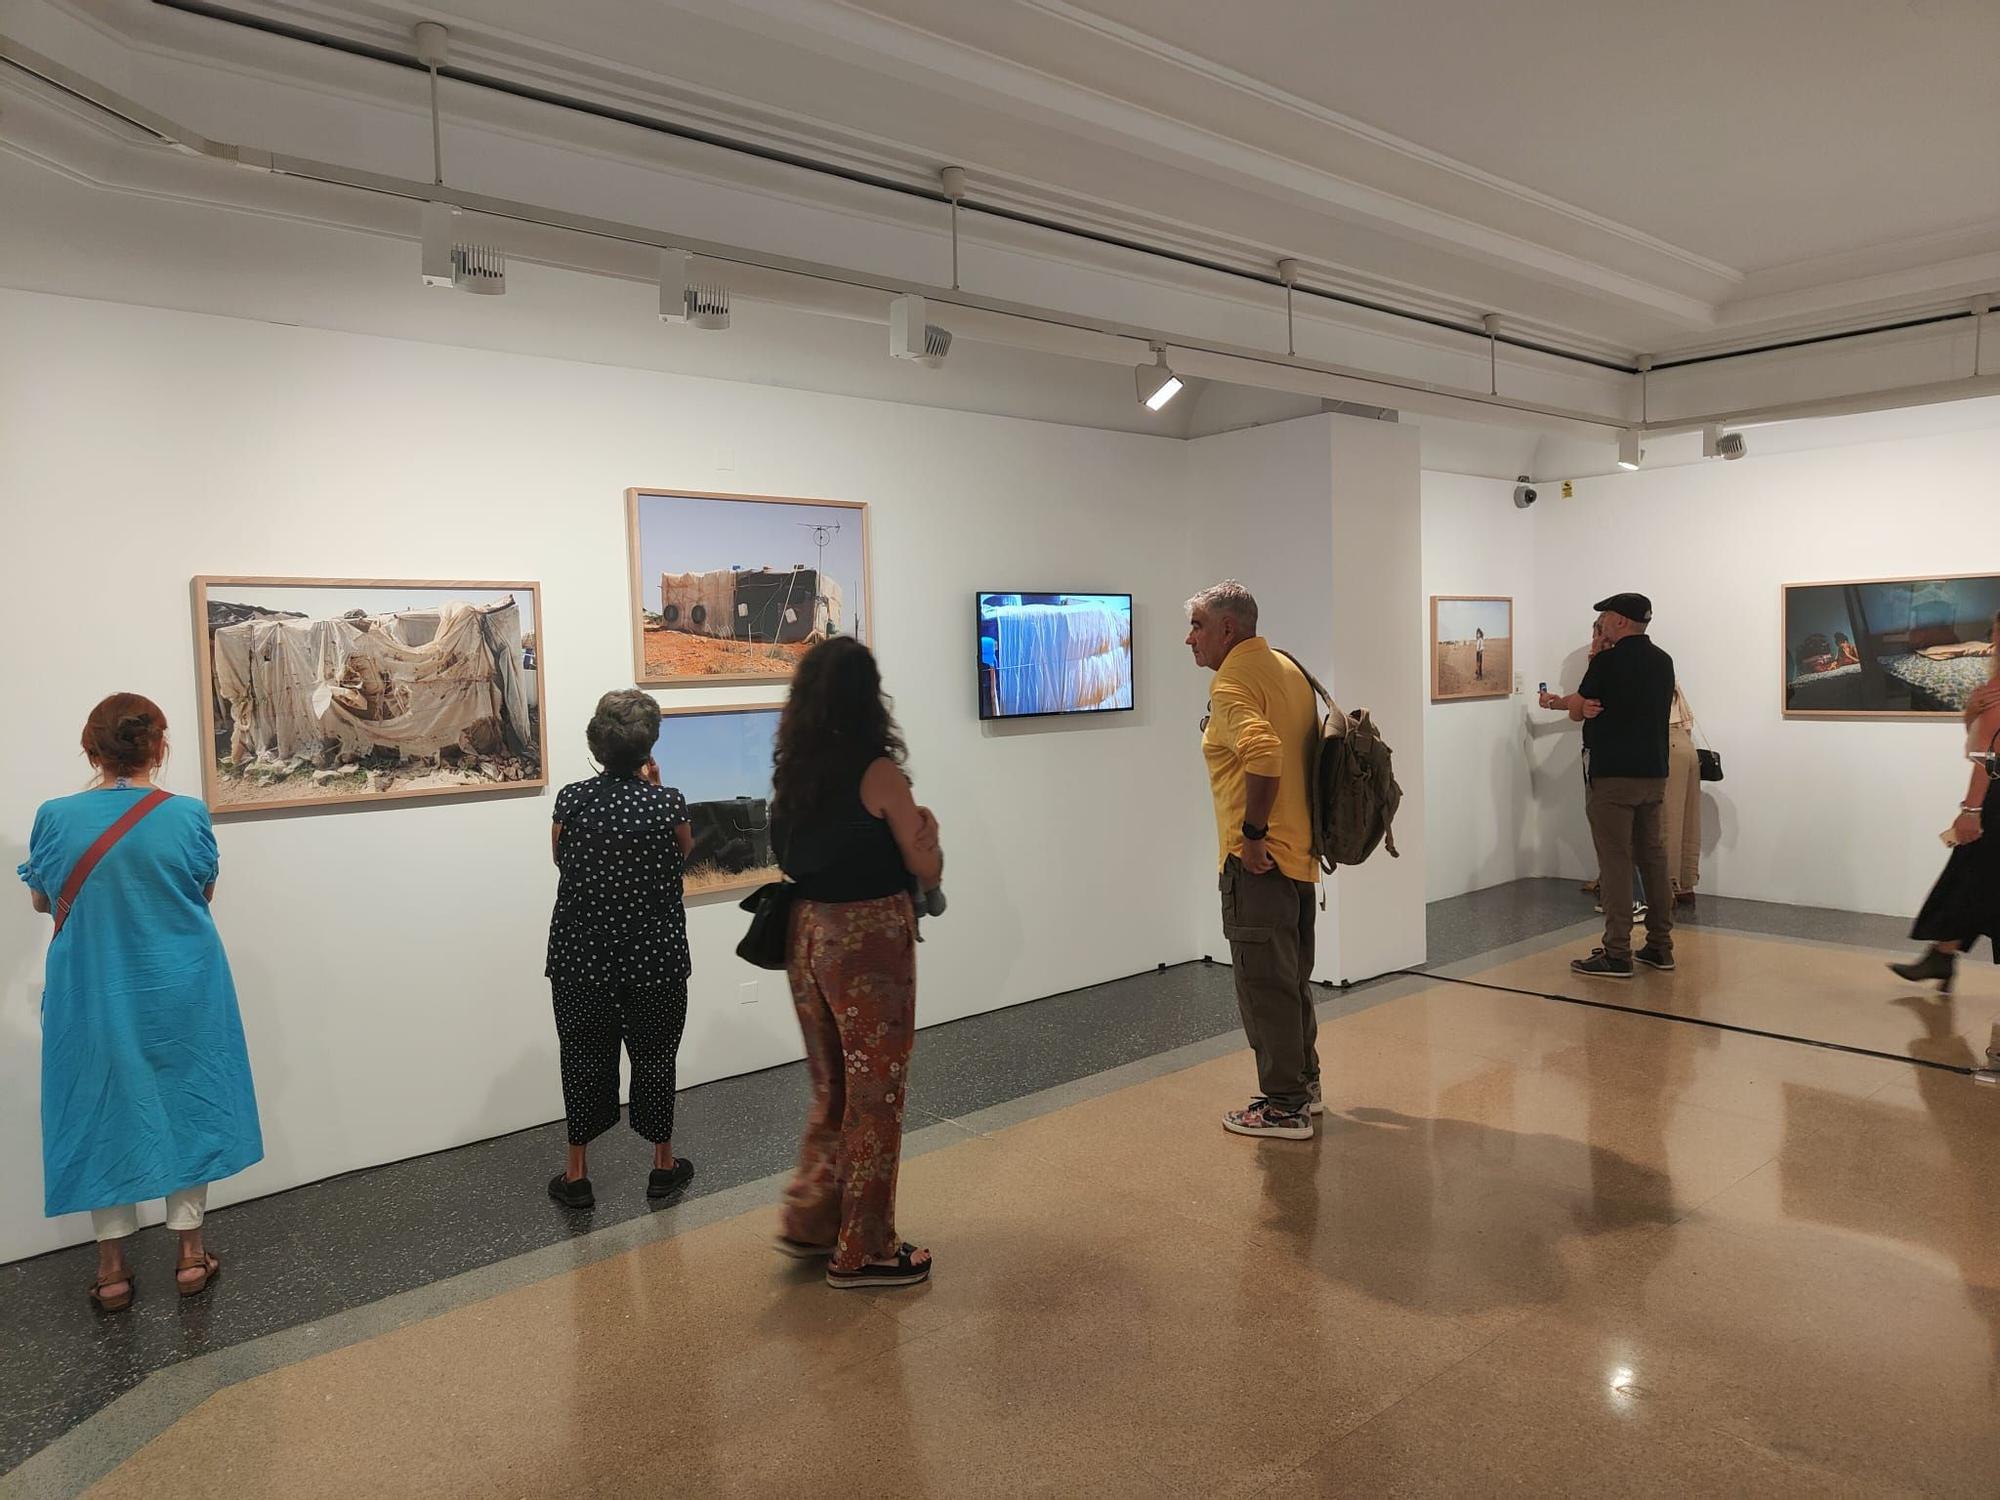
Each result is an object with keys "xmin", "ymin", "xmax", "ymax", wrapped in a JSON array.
[
  {"xmin": 586, "ymin": 689, "xmax": 660, "ymax": 776},
  {"xmin": 1186, "ymin": 580, "xmax": 1258, "ymax": 635}
]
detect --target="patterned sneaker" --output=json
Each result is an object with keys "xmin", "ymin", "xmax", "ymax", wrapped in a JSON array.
[
  {"xmin": 1570, "ymin": 951, "xmax": 1634, "ymax": 979},
  {"xmin": 1223, "ymin": 1099, "xmax": 1314, "ymax": 1140},
  {"xmin": 1308, "ymin": 1078, "xmax": 1325, "ymax": 1116}
]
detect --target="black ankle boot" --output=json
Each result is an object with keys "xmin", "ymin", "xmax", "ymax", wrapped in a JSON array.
[{"xmin": 1888, "ymin": 946, "xmax": 1956, "ymax": 994}]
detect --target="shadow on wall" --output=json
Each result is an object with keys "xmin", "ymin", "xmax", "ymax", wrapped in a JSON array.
[{"xmin": 1, "ymin": 838, "xmax": 48, "ymax": 1235}]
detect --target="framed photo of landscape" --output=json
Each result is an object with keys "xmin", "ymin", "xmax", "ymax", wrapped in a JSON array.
[
  {"xmin": 627, "ymin": 489, "xmax": 872, "ymax": 686},
  {"xmin": 193, "ymin": 576, "xmax": 547, "ymax": 814},
  {"xmin": 1784, "ymin": 572, "xmax": 2000, "ymax": 718},
  {"xmin": 655, "ymin": 702, "xmax": 782, "ymax": 898},
  {"xmin": 1430, "ymin": 596, "xmax": 1513, "ymax": 702}
]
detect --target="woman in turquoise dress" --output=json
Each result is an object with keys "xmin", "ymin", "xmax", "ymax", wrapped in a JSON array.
[{"xmin": 18, "ymin": 694, "xmax": 262, "ymax": 1310}]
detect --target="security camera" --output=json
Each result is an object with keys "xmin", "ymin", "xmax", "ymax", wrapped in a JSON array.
[{"xmin": 1513, "ymin": 475, "xmax": 1538, "ymax": 509}]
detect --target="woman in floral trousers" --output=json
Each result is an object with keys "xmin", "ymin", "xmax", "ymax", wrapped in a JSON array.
[{"xmin": 769, "ymin": 639, "xmax": 942, "ymax": 1288}]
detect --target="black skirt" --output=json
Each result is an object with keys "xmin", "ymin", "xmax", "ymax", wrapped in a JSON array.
[{"xmin": 1911, "ymin": 797, "xmax": 2000, "ymax": 961}]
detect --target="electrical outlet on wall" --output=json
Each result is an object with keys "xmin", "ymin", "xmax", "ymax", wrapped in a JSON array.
[{"xmin": 1514, "ymin": 672, "xmax": 1524, "ymax": 694}]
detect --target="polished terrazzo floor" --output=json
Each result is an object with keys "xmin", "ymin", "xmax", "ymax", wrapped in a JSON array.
[{"xmin": 8, "ymin": 882, "xmax": 1999, "ymax": 1497}]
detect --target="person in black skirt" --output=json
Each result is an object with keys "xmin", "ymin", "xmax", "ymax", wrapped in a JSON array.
[
  {"xmin": 544, "ymin": 689, "xmax": 695, "ymax": 1209},
  {"xmin": 1891, "ymin": 610, "xmax": 2000, "ymax": 1015}
]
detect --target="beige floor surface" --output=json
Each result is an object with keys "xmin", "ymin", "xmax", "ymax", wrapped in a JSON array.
[{"xmin": 82, "ymin": 930, "xmax": 2000, "ymax": 1499}]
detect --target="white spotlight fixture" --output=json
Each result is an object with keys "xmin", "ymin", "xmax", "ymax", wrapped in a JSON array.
[
  {"xmin": 657, "ymin": 249, "xmax": 729, "ymax": 329},
  {"xmin": 1700, "ymin": 425, "xmax": 1748, "ymax": 461},
  {"xmin": 420, "ymin": 201, "xmax": 505, "ymax": 294},
  {"xmin": 888, "ymin": 294, "xmax": 952, "ymax": 368},
  {"xmin": 1136, "ymin": 344, "xmax": 1183, "ymax": 411},
  {"xmin": 1616, "ymin": 428, "xmax": 1643, "ymax": 470}
]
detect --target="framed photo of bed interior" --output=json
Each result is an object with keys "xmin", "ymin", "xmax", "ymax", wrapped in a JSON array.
[{"xmin": 1783, "ymin": 573, "xmax": 2000, "ymax": 719}]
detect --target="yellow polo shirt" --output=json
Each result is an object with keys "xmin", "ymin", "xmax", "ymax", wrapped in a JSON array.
[{"xmin": 1202, "ymin": 637, "xmax": 1320, "ymax": 883}]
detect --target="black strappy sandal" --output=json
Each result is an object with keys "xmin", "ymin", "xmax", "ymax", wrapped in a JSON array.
[{"xmin": 825, "ymin": 1243, "xmax": 931, "ymax": 1289}]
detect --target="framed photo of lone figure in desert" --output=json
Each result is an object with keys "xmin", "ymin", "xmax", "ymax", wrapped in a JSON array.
[
  {"xmin": 627, "ymin": 489, "xmax": 871, "ymax": 685},
  {"xmin": 1784, "ymin": 573, "xmax": 2000, "ymax": 718},
  {"xmin": 193, "ymin": 577, "xmax": 547, "ymax": 814},
  {"xmin": 1430, "ymin": 596, "xmax": 1513, "ymax": 702},
  {"xmin": 655, "ymin": 702, "xmax": 782, "ymax": 898}
]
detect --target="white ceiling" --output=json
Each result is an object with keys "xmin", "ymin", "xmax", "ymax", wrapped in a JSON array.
[{"xmin": 150, "ymin": 0, "xmax": 2000, "ymax": 356}]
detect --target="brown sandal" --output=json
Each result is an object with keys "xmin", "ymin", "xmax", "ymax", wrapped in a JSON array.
[
  {"xmin": 176, "ymin": 1252, "xmax": 221, "ymax": 1297},
  {"xmin": 89, "ymin": 1272, "xmax": 135, "ymax": 1313}
]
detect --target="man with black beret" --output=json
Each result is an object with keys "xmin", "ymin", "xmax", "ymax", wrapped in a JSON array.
[{"xmin": 1544, "ymin": 593, "xmax": 1678, "ymax": 977}]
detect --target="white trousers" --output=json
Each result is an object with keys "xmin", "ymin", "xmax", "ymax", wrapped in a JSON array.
[{"xmin": 91, "ymin": 1183, "xmax": 209, "ymax": 1242}]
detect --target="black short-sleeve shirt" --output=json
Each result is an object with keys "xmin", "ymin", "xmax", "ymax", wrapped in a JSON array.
[
  {"xmin": 545, "ymin": 774, "xmax": 691, "ymax": 985},
  {"xmin": 1578, "ymin": 634, "xmax": 1676, "ymax": 779}
]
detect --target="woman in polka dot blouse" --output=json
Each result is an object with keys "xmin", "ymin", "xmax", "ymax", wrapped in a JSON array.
[{"xmin": 544, "ymin": 689, "xmax": 695, "ymax": 1209}]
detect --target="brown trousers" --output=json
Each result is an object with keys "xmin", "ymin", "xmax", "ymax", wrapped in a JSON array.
[
  {"xmin": 1665, "ymin": 726, "xmax": 1701, "ymax": 892},
  {"xmin": 1586, "ymin": 777, "xmax": 1675, "ymax": 961},
  {"xmin": 1219, "ymin": 857, "xmax": 1319, "ymax": 1111},
  {"xmin": 781, "ymin": 894, "xmax": 917, "ymax": 1273}
]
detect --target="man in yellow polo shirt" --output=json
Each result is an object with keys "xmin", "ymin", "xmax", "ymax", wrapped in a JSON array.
[{"xmin": 1187, "ymin": 580, "xmax": 1322, "ymax": 1140}]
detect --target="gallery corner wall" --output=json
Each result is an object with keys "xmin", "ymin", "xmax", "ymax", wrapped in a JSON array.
[{"xmin": 0, "ymin": 287, "xmax": 1213, "ymax": 1262}]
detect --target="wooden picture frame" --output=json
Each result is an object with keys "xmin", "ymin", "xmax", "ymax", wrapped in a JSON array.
[
  {"xmin": 1430, "ymin": 595, "xmax": 1513, "ymax": 702},
  {"xmin": 192, "ymin": 576, "xmax": 549, "ymax": 815},
  {"xmin": 626, "ymin": 488, "xmax": 872, "ymax": 686},
  {"xmin": 1782, "ymin": 571, "xmax": 2000, "ymax": 720},
  {"xmin": 656, "ymin": 699, "xmax": 784, "ymax": 899}
]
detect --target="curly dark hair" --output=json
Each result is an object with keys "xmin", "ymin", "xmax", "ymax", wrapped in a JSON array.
[
  {"xmin": 772, "ymin": 638, "xmax": 906, "ymax": 824},
  {"xmin": 586, "ymin": 689, "xmax": 660, "ymax": 777}
]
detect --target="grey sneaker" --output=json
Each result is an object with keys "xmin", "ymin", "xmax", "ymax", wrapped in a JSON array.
[
  {"xmin": 1634, "ymin": 947, "xmax": 1676, "ymax": 971},
  {"xmin": 1571, "ymin": 951, "xmax": 1634, "ymax": 979}
]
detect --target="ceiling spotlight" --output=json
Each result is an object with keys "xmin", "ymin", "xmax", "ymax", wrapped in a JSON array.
[
  {"xmin": 1136, "ymin": 345, "xmax": 1183, "ymax": 411},
  {"xmin": 420, "ymin": 202, "xmax": 505, "ymax": 294},
  {"xmin": 1616, "ymin": 428, "xmax": 1643, "ymax": 470},
  {"xmin": 658, "ymin": 248, "xmax": 729, "ymax": 329},
  {"xmin": 1700, "ymin": 425, "xmax": 1748, "ymax": 461},
  {"xmin": 889, "ymin": 294, "xmax": 952, "ymax": 368}
]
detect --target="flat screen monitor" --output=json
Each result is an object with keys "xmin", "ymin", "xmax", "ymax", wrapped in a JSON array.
[{"xmin": 976, "ymin": 593, "xmax": 1135, "ymax": 720}]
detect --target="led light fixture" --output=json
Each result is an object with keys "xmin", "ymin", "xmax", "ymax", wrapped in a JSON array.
[
  {"xmin": 1616, "ymin": 428, "xmax": 1643, "ymax": 470},
  {"xmin": 889, "ymin": 295, "xmax": 952, "ymax": 367},
  {"xmin": 420, "ymin": 202, "xmax": 505, "ymax": 294},
  {"xmin": 1136, "ymin": 345, "xmax": 1183, "ymax": 411}
]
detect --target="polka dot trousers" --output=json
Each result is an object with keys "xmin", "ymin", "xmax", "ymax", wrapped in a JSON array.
[{"xmin": 549, "ymin": 977, "xmax": 689, "ymax": 1145}]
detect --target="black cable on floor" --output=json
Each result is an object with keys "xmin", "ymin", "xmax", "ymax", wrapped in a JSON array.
[{"xmin": 1391, "ymin": 968, "xmax": 1981, "ymax": 1078}]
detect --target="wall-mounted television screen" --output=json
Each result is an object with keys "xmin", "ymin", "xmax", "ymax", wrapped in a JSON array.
[{"xmin": 977, "ymin": 593, "xmax": 1135, "ymax": 720}]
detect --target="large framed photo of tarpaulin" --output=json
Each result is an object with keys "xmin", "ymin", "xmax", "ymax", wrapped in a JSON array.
[
  {"xmin": 193, "ymin": 577, "xmax": 547, "ymax": 814},
  {"xmin": 1429, "ymin": 596, "xmax": 1513, "ymax": 702},
  {"xmin": 655, "ymin": 702, "xmax": 783, "ymax": 898},
  {"xmin": 627, "ymin": 489, "xmax": 872, "ymax": 686},
  {"xmin": 1783, "ymin": 573, "xmax": 2000, "ymax": 719}
]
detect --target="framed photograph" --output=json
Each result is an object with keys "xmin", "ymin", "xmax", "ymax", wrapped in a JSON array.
[
  {"xmin": 194, "ymin": 577, "xmax": 547, "ymax": 814},
  {"xmin": 627, "ymin": 489, "xmax": 871, "ymax": 685},
  {"xmin": 1784, "ymin": 573, "xmax": 2000, "ymax": 718},
  {"xmin": 1430, "ymin": 596, "xmax": 1513, "ymax": 702},
  {"xmin": 656, "ymin": 702, "xmax": 782, "ymax": 897}
]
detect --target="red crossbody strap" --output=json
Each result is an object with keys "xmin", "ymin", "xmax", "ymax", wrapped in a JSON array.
[{"xmin": 51, "ymin": 788, "xmax": 174, "ymax": 939}]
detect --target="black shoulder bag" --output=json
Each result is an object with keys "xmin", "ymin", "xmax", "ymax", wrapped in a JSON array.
[{"xmin": 736, "ymin": 816, "xmax": 796, "ymax": 970}]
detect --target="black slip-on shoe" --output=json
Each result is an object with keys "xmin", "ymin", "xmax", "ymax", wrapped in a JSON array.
[
  {"xmin": 547, "ymin": 1172, "xmax": 594, "ymax": 1209},
  {"xmin": 1634, "ymin": 947, "xmax": 1677, "ymax": 971},
  {"xmin": 1571, "ymin": 951, "xmax": 1634, "ymax": 979},
  {"xmin": 647, "ymin": 1158, "xmax": 696, "ymax": 1201}
]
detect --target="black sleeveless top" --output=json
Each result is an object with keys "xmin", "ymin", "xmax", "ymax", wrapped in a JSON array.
[{"xmin": 775, "ymin": 755, "xmax": 910, "ymax": 903}]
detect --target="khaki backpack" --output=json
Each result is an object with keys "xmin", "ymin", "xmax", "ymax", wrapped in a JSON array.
[{"xmin": 1276, "ymin": 650, "xmax": 1402, "ymax": 869}]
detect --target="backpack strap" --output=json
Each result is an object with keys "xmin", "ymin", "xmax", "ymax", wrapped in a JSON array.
[
  {"xmin": 51, "ymin": 788, "xmax": 173, "ymax": 939},
  {"xmin": 1273, "ymin": 648, "xmax": 1343, "ymax": 727}
]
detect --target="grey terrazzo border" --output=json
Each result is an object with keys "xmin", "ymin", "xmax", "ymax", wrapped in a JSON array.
[{"xmin": 1, "ymin": 972, "xmax": 1432, "ymax": 1500}]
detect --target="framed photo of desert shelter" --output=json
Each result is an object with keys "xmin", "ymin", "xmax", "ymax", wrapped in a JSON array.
[
  {"xmin": 194, "ymin": 577, "xmax": 547, "ymax": 814},
  {"xmin": 656, "ymin": 702, "xmax": 782, "ymax": 898},
  {"xmin": 628, "ymin": 489, "xmax": 871, "ymax": 685},
  {"xmin": 1430, "ymin": 596, "xmax": 1513, "ymax": 702},
  {"xmin": 1783, "ymin": 572, "xmax": 2000, "ymax": 718}
]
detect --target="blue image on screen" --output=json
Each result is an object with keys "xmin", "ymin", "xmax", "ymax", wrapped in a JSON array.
[{"xmin": 976, "ymin": 593, "xmax": 1134, "ymax": 720}]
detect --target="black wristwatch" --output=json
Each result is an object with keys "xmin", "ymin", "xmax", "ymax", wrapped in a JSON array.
[{"xmin": 1241, "ymin": 821, "xmax": 1269, "ymax": 842}]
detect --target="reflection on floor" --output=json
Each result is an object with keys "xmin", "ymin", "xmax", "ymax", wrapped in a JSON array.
[{"xmin": 8, "ymin": 881, "xmax": 2000, "ymax": 1497}]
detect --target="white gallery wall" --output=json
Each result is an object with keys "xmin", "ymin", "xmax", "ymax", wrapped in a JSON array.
[
  {"xmin": 0, "ymin": 287, "xmax": 1221, "ymax": 1262},
  {"xmin": 1420, "ymin": 411, "xmax": 2000, "ymax": 917}
]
